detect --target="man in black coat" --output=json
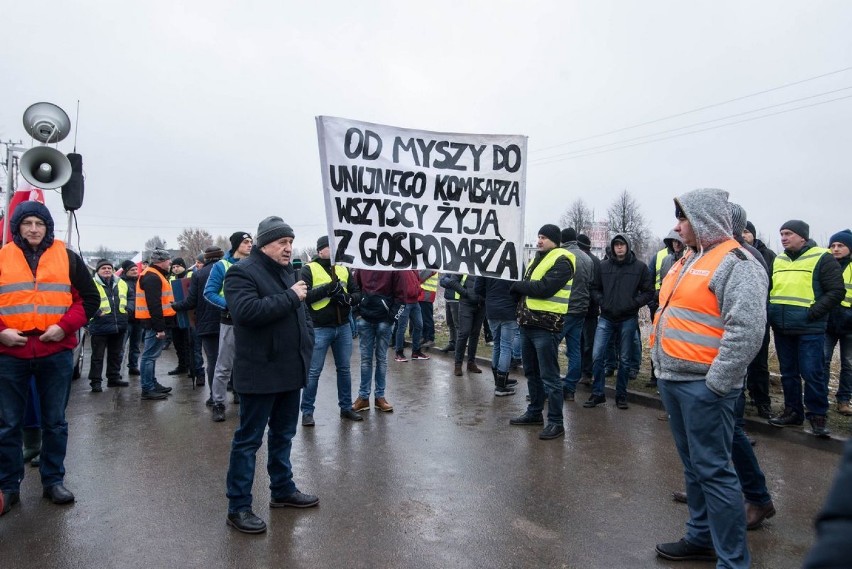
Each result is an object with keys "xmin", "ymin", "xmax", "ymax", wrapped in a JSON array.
[{"xmin": 222, "ymin": 216, "xmax": 317, "ymax": 534}]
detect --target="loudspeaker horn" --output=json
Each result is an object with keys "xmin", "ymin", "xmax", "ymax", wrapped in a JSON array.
[
  {"xmin": 20, "ymin": 146, "xmax": 73, "ymax": 189},
  {"xmin": 22, "ymin": 102, "xmax": 71, "ymax": 143}
]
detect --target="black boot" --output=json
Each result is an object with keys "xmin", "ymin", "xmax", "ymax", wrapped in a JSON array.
[
  {"xmin": 22, "ymin": 428, "xmax": 42, "ymax": 463},
  {"xmin": 494, "ymin": 371, "xmax": 515, "ymax": 397},
  {"xmin": 167, "ymin": 366, "xmax": 188, "ymax": 376}
]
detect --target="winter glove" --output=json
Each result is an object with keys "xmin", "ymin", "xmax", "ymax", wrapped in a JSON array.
[
  {"xmin": 327, "ymin": 280, "xmax": 343, "ymax": 297},
  {"xmin": 333, "ymin": 292, "xmax": 354, "ymax": 306}
]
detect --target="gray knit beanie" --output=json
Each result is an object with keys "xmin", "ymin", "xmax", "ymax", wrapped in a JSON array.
[{"xmin": 255, "ymin": 216, "xmax": 295, "ymax": 247}]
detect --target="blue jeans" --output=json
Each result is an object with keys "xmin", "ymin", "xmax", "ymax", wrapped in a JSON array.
[
  {"xmin": 395, "ymin": 303, "xmax": 422, "ymax": 352},
  {"xmin": 592, "ymin": 316, "xmax": 638, "ymax": 398},
  {"xmin": 825, "ymin": 331, "xmax": 852, "ymax": 402},
  {"xmin": 733, "ymin": 389, "xmax": 772, "ymax": 506},
  {"xmin": 559, "ymin": 314, "xmax": 585, "ymax": 394},
  {"xmin": 0, "ymin": 351, "xmax": 73, "ymax": 492},
  {"xmin": 140, "ymin": 329, "xmax": 166, "ymax": 392},
  {"xmin": 521, "ymin": 326, "xmax": 563, "ymax": 426},
  {"xmin": 774, "ymin": 332, "xmax": 828, "ymax": 417},
  {"xmin": 358, "ymin": 319, "xmax": 393, "ymax": 399},
  {"xmin": 489, "ymin": 319, "xmax": 519, "ymax": 373},
  {"xmin": 301, "ymin": 324, "xmax": 353, "ymax": 414},
  {"xmin": 658, "ymin": 379, "xmax": 749, "ymax": 568},
  {"xmin": 226, "ymin": 390, "xmax": 300, "ymax": 513}
]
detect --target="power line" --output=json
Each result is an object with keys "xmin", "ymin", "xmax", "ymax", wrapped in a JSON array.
[
  {"xmin": 532, "ymin": 93, "xmax": 852, "ymax": 164},
  {"xmin": 530, "ymin": 65, "xmax": 852, "ymax": 153},
  {"xmin": 531, "ymin": 86, "xmax": 852, "ymax": 164}
]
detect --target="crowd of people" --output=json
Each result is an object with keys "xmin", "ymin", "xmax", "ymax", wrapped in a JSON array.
[{"xmin": 1, "ymin": 191, "xmax": 850, "ymax": 567}]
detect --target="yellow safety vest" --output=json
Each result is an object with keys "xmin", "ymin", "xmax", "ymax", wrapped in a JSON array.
[
  {"xmin": 842, "ymin": 263, "xmax": 852, "ymax": 308},
  {"xmin": 217, "ymin": 259, "xmax": 233, "ymax": 298},
  {"xmin": 308, "ymin": 262, "xmax": 349, "ymax": 311},
  {"xmin": 654, "ymin": 248, "xmax": 668, "ymax": 290},
  {"xmin": 94, "ymin": 278, "xmax": 128, "ymax": 315},
  {"xmin": 453, "ymin": 275, "xmax": 467, "ymax": 300},
  {"xmin": 524, "ymin": 248, "xmax": 573, "ymax": 314},
  {"xmin": 769, "ymin": 247, "xmax": 830, "ymax": 308}
]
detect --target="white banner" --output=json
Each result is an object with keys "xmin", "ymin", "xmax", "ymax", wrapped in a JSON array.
[{"xmin": 315, "ymin": 116, "xmax": 527, "ymax": 280}]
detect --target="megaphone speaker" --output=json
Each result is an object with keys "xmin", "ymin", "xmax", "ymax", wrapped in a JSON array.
[
  {"xmin": 20, "ymin": 146, "xmax": 72, "ymax": 189},
  {"xmin": 22, "ymin": 102, "xmax": 71, "ymax": 143},
  {"xmin": 62, "ymin": 153, "xmax": 85, "ymax": 211}
]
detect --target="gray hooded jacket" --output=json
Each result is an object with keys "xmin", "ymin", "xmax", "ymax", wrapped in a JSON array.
[{"xmin": 650, "ymin": 188, "xmax": 768, "ymax": 395}]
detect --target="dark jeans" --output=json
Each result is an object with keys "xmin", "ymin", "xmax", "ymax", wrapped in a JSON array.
[
  {"xmin": 124, "ymin": 320, "xmax": 143, "ymax": 370},
  {"xmin": 560, "ymin": 313, "xmax": 585, "ymax": 394},
  {"xmin": 774, "ymin": 331, "xmax": 828, "ymax": 418},
  {"xmin": 88, "ymin": 332, "xmax": 126, "ymax": 382},
  {"xmin": 521, "ymin": 326, "xmax": 563, "ymax": 426},
  {"xmin": 592, "ymin": 316, "xmax": 638, "ymax": 398},
  {"xmin": 581, "ymin": 314, "xmax": 597, "ymax": 377},
  {"xmin": 418, "ymin": 301, "xmax": 434, "ymax": 342},
  {"xmin": 226, "ymin": 390, "xmax": 301, "ymax": 513},
  {"xmin": 454, "ymin": 302, "xmax": 486, "ymax": 364},
  {"xmin": 0, "ymin": 350, "xmax": 73, "ymax": 492},
  {"xmin": 200, "ymin": 334, "xmax": 220, "ymax": 394},
  {"xmin": 746, "ymin": 324, "xmax": 772, "ymax": 406},
  {"xmin": 446, "ymin": 301, "xmax": 459, "ymax": 347},
  {"xmin": 171, "ymin": 327, "xmax": 190, "ymax": 369},
  {"xmin": 825, "ymin": 331, "xmax": 852, "ymax": 402},
  {"xmin": 733, "ymin": 389, "xmax": 772, "ymax": 506},
  {"xmin": 190, "ymin": 326, "xmax": 204, "ymax": 376}
]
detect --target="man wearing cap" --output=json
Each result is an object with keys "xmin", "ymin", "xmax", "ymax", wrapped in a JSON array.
[
  {"xmin": 0, "ymin": 201, "xmax": 99, "ymax": 512},
  {"xmin": 299, "ymin": 235, "xmax": 363, "ymax": 426},
  {"xmin": 137, "ymin": 248, "xmax": 178, "ymax": 400},
  {"xmin": 824, "ymin": 230, "xmax": 852, "ymax": 416},
  {"xmin": 767, "ymin": 220, "xmax": 844, "ymax": 436},
  {"xmin": 651, "ymin": 189, "xmax": 767, "ymax": 566},
  {"xmin": 508, "ymin": 224, "xmax": 574, "ymax": 440},
  {"xmin": 87, "ymin": 259, "xmax": 130, "ymax": 392},
  {"xmin": 223, "ymin": 216, "xmax": 316, "ymax": 534},
  {"xmin": 204, "ymin": 231, "xmax": 253, "ymax": 421},
  {"xmin": 584, "ymin": 233, "xmax": 653, "ymax": 410},
  {"xmin": 119, "ymin": 260, "xmax": 143, "ymax": 376},
  {"xmin": 172, "ymin": 246, "xmax": 225, "ymax": 404}
]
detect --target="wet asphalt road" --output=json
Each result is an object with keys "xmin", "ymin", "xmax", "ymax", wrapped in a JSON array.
[{"xmin": 0, "ymin": 343, "xmax": 845, "ymax": 569}]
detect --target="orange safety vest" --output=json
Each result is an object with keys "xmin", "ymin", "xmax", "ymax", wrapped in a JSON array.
[
  {"xmin": 135, "ymin": 267, "xmax": 176, "ymax": 319},
  {"xmin": 0, "ymin": 240, "xmax": 72, "ymax": 332},
  {"xmin": 650, "ymin": 239, "xmax": 740, "ymax": 365}
]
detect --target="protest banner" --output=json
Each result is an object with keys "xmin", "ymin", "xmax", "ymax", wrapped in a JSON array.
[{"xmin": 316, "ymin": 116, "xmax": 527, "ymax": 280}]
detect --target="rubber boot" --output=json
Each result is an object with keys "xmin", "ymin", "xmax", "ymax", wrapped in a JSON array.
[
  {"xmin": 22, "ymin": 428, "xmax": 42, "ymax": 463},
  {"xmin": 494, "ymin": 372, "xmax": 516, "ymax": 397}
]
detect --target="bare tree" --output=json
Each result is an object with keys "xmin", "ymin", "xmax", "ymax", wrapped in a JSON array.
[
  {"xmin": 94, "ymin": 245, "xmax": 114, "ymax": 262},
  {"xmin": 558, "ymin": 198, "xmax": 593, "ymax": 235},
  {"xmin": 177, "ymin": 227, "xmax": 214, "ymax": 259},
  {"xmin": 145, "ymin": 235, "xmax": 167, "ymax": 251},
  {"xmin": 607, "ymin": 189, "xmax": 652, "ymax": 260},
  {"xmin": 214, "ymin": 235, "xmax": 230, "ymax": 253}
]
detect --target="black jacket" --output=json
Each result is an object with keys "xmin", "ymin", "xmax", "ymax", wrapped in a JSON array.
[
  {"xmin": 475, "ymin": 277, "xmax": 517, "ymax": 321},
  {"xmin": 583, "ymin": 250, "xmax": 601, "ymax": 318},
  {"xmin": 592, "ymin": 236, "xmax": 653, "ymax": 322},
  {"xmin": 88, "ymin": 275, "xmax": 128, "ymax": 336},
  {"xmin": 803, "ymin": 439, "xmax": 852, "ymax": 568},
  {"xmin": 301, "ymin": 257, "xmax": 361, "ymax": 328},
  {"xmin": 827, "ymin": 256, "xmax": 852, "ymax": 336},
  {"xmin": 443, "ymin": 274, "xmax": 482, "ymax": 307},
  {"xmin": 121, "ymin": 275, "xmax": 138, "ymax": 323},
  {"xmin": 172, "ymin": 260, "xmax": 221, "ymax": 337},
  {"xmin": 224, "ymin": 247, "xmax": 314, "ymax": 394}
]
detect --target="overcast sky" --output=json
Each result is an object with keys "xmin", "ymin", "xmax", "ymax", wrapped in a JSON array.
[{"xmin": 2, "ymin": 0, "xmax": 850, "ymax": 256}]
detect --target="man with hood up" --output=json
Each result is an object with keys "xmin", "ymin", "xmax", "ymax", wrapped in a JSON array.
[
  {"xmin": 651, "ymin": 188, "xmax": 767, "ymax": 566},
  {"xmin": 584, "ymin": 234, "xmax": 653, "ymax": 409},
  {"xmin": 0, "ymin": 201, "xmax": 99, "ymax": 513}
]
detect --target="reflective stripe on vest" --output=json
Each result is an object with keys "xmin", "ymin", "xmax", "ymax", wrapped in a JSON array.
[
  {"xmin": 654, "ymin": 248, "xmax": 668, "ymax": 290},
  {"xmin": 0, "ymin": 240, "xmax": 72, "ymax": 331},
  {"xmin": 454, "ymin": 275, "xmax": 467, "ymax": 300},
  {"xmin": 650, "ymin": 239, "xmax": 739, "ymax": 365},
  {"xmin": 217, "ymin": 259, "xmax": 234, "ymax": 298},
  {"xmin": 420, "ymin": 272, "xmax": 438, "ymax": 302},
  {"xmin": 842, "ymin": 263, "xmax": 852, "ymax": 308},
  {"xmin": 94, "ymin": 278, "xmax": 128, "ymax": 315},
  {"xmin": 524, "ymin": 248, "xmax": 572, "ymax": 315},
  {"xmin": 135, "ymin": 267, "xmax": 176, "ymax": 319},
  {"xmin": 769, "ymin": 247, "xmax": 830, "ymax": 308},
  {"xmin": 307, "ymin": 262, "xmax": 349, "ymax": 311}
]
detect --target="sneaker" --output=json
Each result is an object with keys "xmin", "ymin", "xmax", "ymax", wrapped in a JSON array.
[
  {"xmin": 583, "ymin": 394, "xmax": 606, "ymax": 408},
  {"xmin": 374, "ymin": 397, "xmax": 394, "ymax": 412},
  {"xmin": 768, "ymin": 407, "xmax": 803, "ymax": 427},
  {"xmin": 616, "ymin": 396, "xmax": 629, "ymax": 410},
  {"xmin": 352, "ymin": 397, "xmax": 370, "ymax": 412},
  {"xmin": 494, "ymin": 385, "xmax": 516, "ymax": 397},
  {"xmin": 411, "ymin": 351, "xmax": 430, "ymax": 360},
  {"xmin": 655, "ymin": 538, "xmax": 716, "ymax": 562},
  {"xmin": 212, "ymin": 403, "xmax": 226, "ymax": 422},
  {"xmin": 301, "ymin": 413, "xmax": 314, "ymax": 427},
  {"xmin": 838, "ymin": 401, "xmax": 852, "ymax": 416},
  {"xmin": 809, "ymin": 415, "xmax": 831, "ymax": 438},
  {"xmin": 509, "ymin": 412, "xmax": 544, "ymax": 425},
  {"xmin": 394, "ymin": 352, "xmax": 408, "ymax": 362}
]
